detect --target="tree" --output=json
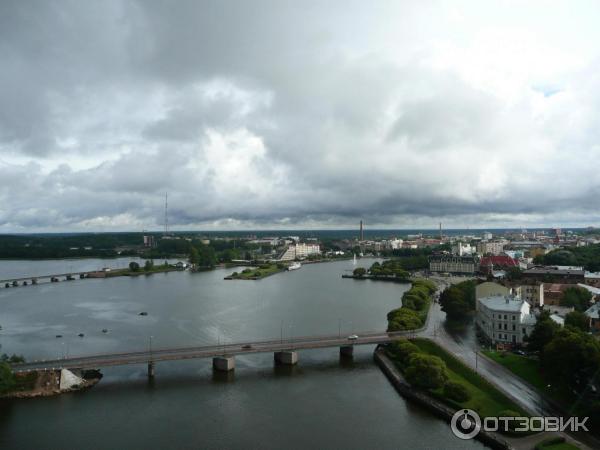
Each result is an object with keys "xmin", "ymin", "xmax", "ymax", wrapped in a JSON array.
[
  {"xmin": 439, "ymin": 284, "xmax": 472, "ymax": 319},
  {"xmin": 541, "ymin": 328, "xmax": 600, "ymax": 392},
  {"xmin": 144, "ymin": 259, "xmax": 154, "ymax": 272},
  {"xmin": 353, "ymin": 267, "xmax": 367, "ymax": 277},
  {"xmin": 0, "ymin": 361, "xmax": 16, "ymax": 394},
  {"xmin": 128, "ymin": 261, "xmax": 140, "ymax": 272},
  {"xmin": 565, "ymin": 311, "xmax": 590, "ymax": 332},
  {"xmin": 443, "ymin": 381, "xmax": 471, "ymax": 403},
  {"xmin": 189, "ymin": 247, "xmax": 199, "ymax": 266},
  {"xmin": 405, "ymin": 353, "xmax": 448, "ymax": 390},
  {"xmin": 527, "ymin": 311, "xmax": 560, "ymax": 353},
  {"xmin": 387, "ymin": 339, "xmax": 421, "ymax": 367},
  {"xmin": 561, "ymin": 287, "xmax": 592, "ymax": 312},
  {"xmin": 506, "ymin": 267, "xmax": 522, "ymax": 281},
  {"xmin": 387, "ymin": 308, "xmax": 423, "ymax": 331}
]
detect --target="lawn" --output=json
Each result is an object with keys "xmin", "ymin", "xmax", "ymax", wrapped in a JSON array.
[
  {"xmin": 482, "ymin": 350, "xmax": 575, "ymax": 408},
  {"xmin": 410, "ymin": 339, "xmax": 527, "ymax": 419},
  {"xmin": 482, "ymin": 351, "xmax": 546, "ymax": 391}
]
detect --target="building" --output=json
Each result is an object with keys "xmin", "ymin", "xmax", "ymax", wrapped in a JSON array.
[
  {"xmin": 475, "ymin": 282, "xmax": 512, "ymax": 311},
  {"xmin": 476, "ymin": 240, "xmax": 506, "ymax": 255},
  {"xmin": 279, "ymin": 243, "xmax": 321, "ymax": 261},
  {"xmin": 429, "ymin": 255, "xmax": 479, "ymax": 274},
  {"xmin": 482, "ymin": 232, "xmax": 493, "ymax": 240},
  {"xmin": 452, "ymin": 242, "xmax": 474, "ymax": 256},
  {"xmin": 514, "ymin": 282, "xmax": 545, "ymax": 308},
  {"xmin": 476, "ymin": 295, "xmax": 537, "ymax": 347},
  {"xmin": 543, "ymin": 283, "xmax": 567, "ymax": 306},
  {"xmin": 584, "ymin": 272, "xmax": 600, "ymax": 288},
  {"xmin": 143, "ymin": 235, "xmax": 155, "ymax": 248},
  {"xmin": 584, "ymin": 303, "xmax": 600, "ymax": 333},
  {"xmin": 479, "ymin": 255, "xmax": 518, "ymax": 274},
  {"xmin": 522, "ymin": 267, "xmax": 585, "ymax": 284}
]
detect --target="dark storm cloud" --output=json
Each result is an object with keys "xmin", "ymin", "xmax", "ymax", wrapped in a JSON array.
[{"xmin": 1, "ymin": 0, "xmax": 600, "ymax": 230}]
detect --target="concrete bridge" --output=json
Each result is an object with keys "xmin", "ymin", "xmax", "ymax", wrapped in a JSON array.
[
  {"xmin": 11, "ymin": 330, "xmax": 418, "ymax": 377},
  {"xmin": 1, "ymin": 271, "xmax": 91, "ymax": 287}
]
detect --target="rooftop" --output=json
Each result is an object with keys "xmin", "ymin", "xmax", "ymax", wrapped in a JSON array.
[
  {"xmin": 585, "ymin": 303, "xmax": 600, "ymax": 320},
  {"xmin": 479, "ymin": 295, "xmax": 527, "ymax": 312}
]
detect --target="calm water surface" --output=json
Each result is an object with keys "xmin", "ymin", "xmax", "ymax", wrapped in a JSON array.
[{"xmin": 0, "ymin": 258, "xmax": 486, "ymax": 449}]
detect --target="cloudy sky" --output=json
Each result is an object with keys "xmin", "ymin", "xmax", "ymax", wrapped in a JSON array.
[{"xmin": 2, "ymin": 0, "xmax": 600, "ymax": 232}]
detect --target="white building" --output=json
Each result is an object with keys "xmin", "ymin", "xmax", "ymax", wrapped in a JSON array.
[
  {"xmin": 476, "ymin": 295, "xmax": 537, "ymax": 347},
  {"xmin": 476, "ymin": 240, "xmax": 506, "ymax": 255},
  {"xmin": 452, "ymin": 242, "xmax": 474, "ymax": 256},
  {"xmin": 279, "ymin": 243, "xmax": 321, "ymax": 261}
]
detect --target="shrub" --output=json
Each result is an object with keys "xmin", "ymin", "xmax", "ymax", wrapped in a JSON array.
[
  {"xmin": 405, "ymin": 353, "xmax": 448, "ymax": 390},
  {"xmin": 387, "ymin": 308, "xmax": 423, "ymax": 331},
  {"xmin": 443, "ymin": 381, "xmax": 471, "ymax": 403},
  {"xmin": 388, "ymin": 339, "xmax": 421, "ymax": 367}
]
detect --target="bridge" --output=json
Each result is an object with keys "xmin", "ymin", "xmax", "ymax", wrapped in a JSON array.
[
  {"xmin": 1, "ymin": 271, "xmax": 96, "ymax": 287},
  {"xmin": 11, "ymin": 329, "xmax": 418, "ymax": 376}
]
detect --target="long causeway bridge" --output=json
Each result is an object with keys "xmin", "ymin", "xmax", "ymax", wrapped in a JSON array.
[{"xmin": 11, "ymin": 329, "xmax": 417, "ymax": 376}]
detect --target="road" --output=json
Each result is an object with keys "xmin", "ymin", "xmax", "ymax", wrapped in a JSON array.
[{"xmin": 12, "ymin": 329, "xmax": 417, "ymax": 372}]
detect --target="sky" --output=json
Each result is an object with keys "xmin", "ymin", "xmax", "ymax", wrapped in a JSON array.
[{"xmin": 2, "ymin": 0, "xmax": 600, "ymax": 232}]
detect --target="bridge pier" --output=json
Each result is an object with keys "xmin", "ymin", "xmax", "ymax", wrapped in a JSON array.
[
  {"xmin": 274, "ymin": 351, "xmax": 298, "ymax": 365},
  {"xmin": 339, "ymin": 345, "xmax": 354, "ymax": 358},
  {"xmin": 147, "ymin": 362, "xmax": 155, "ymax": 378},
  {"xmin": 213, "ymin": 356, "xmax": 235, "ymax": 372}
]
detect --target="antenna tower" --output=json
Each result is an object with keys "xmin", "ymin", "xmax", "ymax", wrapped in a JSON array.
[{"xmin": 164, "ymin": 192, "xmax": 169, "ymax": 236}]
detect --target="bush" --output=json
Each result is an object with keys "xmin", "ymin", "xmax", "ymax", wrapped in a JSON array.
[
  {"xmin": 353, "ymin": 267, "xmax": 367, "ymax": 277},
  {"xmin": 129, "ymin": 261, "xmax": 140, "ymax": 272},
  {"xmin": 443, "ymin": 381, "xmax": 471, "ymax": 403},
  {"xmin": 0, "ymin": 362, "xmax": 16, "ymax": 394},
  {"xmin": 388, "ymin": 339, "xmax": 421, "ymax": 367},
  {"xmin": 405, "ymin": 353, "xmax": 448, "ymax": 390},
  {"xmin": 387, "ymin": 308, "xmax": 423, "ymax": 331}
]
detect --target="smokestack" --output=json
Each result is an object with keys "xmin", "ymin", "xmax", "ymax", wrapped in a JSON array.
[{"xmin": 359, "ymin": 220, "xmax": 364, "ymax": 241}]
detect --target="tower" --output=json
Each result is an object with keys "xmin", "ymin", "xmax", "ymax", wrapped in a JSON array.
[
  {"xmin": 164, "ymin": 192, "xmax": 169, "ymax": 236},
  {"xmin": 359, "ymin": 220, "xmax": 364, "ymax": 241},
  {"xmin": 439, "ymin": 222, "xmax": 442, "ymax": 241}
]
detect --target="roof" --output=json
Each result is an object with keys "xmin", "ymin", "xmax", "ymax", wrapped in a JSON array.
[
  {"xmin": 480, "ymin": 256, "xmax": 518, "ymax": 267},
  {"xmin": 479, "ymin": 295, "xmax": 527, "ymax": 313},
  {"xmin": 577, "ymin": 283, "xmax": 600, "ymax": 296},
  {"xmin": 585, "ymin": 303, "xmax": 600, "ymax": 320},
  {"xmin": 585, "ymin": 271, "xmax": 600, "ymax": 279},
  {"xmin": 522, "ymin": 314, "xmax": 537, "ymax": 325},
  {"xmin": 523, "ymin": 267, "xmax": 585, "ymax": 276},
  {"xmin": 550, "ymin": 314, "xmax": 565, "ymax": 326}
]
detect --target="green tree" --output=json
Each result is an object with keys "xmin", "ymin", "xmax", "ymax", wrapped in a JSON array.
[
  {"xmin": 144, "ymin": 259, "xmax": 154, "ymax": 272},
  {"xmin": 439, "ymin": 282, "xmax": 475, "ymax": 319},
  {"xmin": 0, "ymin": 361, "xmax": 16, "ymax": 394},
  {"xmin": 564, "ymin": 311, "xmax": 590, "ymax": 332},
  {"xmin": 353, "ymin": 267, "xmax": 367, "ymax": 277},
  {"xmin": 128, "ymin": 261, "xmax": 140, "ymax": 272},
  {"xmin": 541, "ymin": 328, "xmax": 600, "ymax": 393},
  {"xmin": 405, "ymin": 353, "xmax": 448, "ymax": 390},
  {"xmin": 527, "ymin": 310, "xmax": 560, "ymax": 353},
  {"xmin": 443, "ymin": 381, "xmax": 471, "ymax": 403},
  {"xmin": 387, "ymin": 339, "xmax": 421, "ymax": 367},
  {"xmin": 189, "ymin": 247, "xmax": 199, "ymax": 266},
  {"xmin": 561, "ymin": 287, "xmax": 592, "ymax": 312},
  {"xmin": 387, "ymin": 308, "xmax": 423, "ymax": 331}
]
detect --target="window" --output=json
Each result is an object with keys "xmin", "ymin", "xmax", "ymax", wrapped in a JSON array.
[
  {"xmin": 512, "ymin": 324, "xmax": 516, "ymax": 331},
  {"xmin": 512, "ymin": 315, "xmax": 516, "ymax": 320},
  {"xmin": 504, "ymin": 314, "xmax": 507, "ymax": 320}
]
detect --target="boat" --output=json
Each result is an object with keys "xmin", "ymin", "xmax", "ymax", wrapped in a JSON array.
[
  {"xmin": 78, "ymin": 333, "xmax": 85, "ymax": 337},
  {"xmin": 102, "ymin": 329, "xmax": 108, "ymax": 333},
  {"xmin": 139, "ymin": 311, "xmax": 148, "ymax": 316},
  {"xmin": 288, "ymin": 262, "xmax": 302, "ymax": 271}
]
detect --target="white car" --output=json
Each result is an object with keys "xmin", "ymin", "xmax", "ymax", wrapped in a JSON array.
[{"xmin": 347, "ymin": 334, "xmax": 359, "ymax": 340}]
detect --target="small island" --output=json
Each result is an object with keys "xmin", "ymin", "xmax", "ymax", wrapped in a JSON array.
[{"xmin": 225, "ymin": 263, "xmax": 288, "ymax": 280}]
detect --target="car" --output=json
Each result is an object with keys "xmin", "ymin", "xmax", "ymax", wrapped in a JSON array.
[
  {"xmin": 242, "ymin": 344, "xmax": 252, "ymax": 350},
  {"xmin": 512, "ymin": 349, "xmax": 526, "ymax": 356},
  {"xmin": 347, "ymin": 334, "xmax": 359, "ymax": 340}
]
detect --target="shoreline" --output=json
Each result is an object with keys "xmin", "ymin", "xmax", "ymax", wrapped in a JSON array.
[{"xmin": 1, "ymin": 369, "xmax": 102, "ymax": 400}]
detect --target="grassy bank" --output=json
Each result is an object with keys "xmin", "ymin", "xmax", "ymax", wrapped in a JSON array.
[
  {"xmin": 226, "ymin": 263, "xmax": 286, "ymax": 280},
  {"xmin": 482, "ymin": 350, "xmax": 574, "ymax": 407},
  {"xmin": 411, "ymin": 339, "xmax": 527, "ymax": 419}
]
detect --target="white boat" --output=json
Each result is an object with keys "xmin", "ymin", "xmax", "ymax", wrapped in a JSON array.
[{"xmin": 288, "ymin": 262, "xmax": 302, "ymax": 271}]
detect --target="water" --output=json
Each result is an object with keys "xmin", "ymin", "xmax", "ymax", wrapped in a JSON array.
[{"xmin": 0, "ymin": 259, "xmax": 487, "ymax": 449}]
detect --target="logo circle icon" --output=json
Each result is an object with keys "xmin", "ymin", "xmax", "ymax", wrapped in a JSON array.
[{"xmin": 451, "ymin": 409, "xmax": 481, "ymax": 440}]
